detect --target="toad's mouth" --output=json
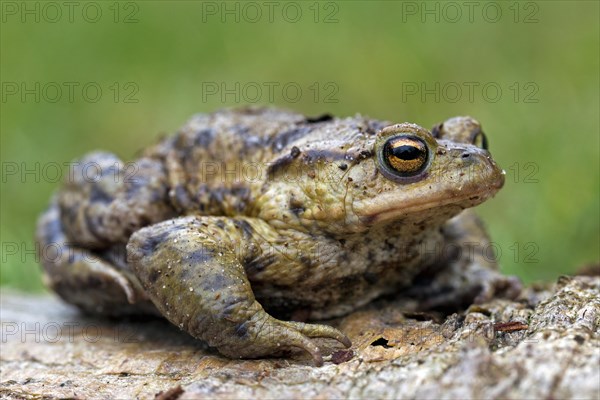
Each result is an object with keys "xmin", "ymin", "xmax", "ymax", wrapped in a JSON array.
[{"xmin": 356, "ymin": 170, "xmax": 505, "ymax": 226}]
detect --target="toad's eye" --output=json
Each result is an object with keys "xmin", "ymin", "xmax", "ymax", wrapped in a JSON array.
[
  {"xmin": 381, "ymin": 135, "xmax": 429, "ymax": 177},
  {"xmin": 473, "ymin": 130, "xmax": 488, "ymax": 150}
]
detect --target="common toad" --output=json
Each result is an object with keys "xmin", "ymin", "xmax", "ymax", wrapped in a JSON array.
[{"xmin": 36, "ymin": 107, "xmax": 521, "ymax": 365}]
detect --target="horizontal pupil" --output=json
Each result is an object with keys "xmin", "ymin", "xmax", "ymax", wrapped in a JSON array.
[{"xmin": 392, "ymin": 145, "xmax": 422, "ymax": 160}]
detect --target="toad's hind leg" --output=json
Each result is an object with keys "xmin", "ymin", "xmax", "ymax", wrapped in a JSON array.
[
  {"xmin": 57, "ymin": 151, "xmax": 175, "ymax": 247},
  {"xmin": 127, "ymin": 216, "xmax": 350, "ymax": 366},
  {"xmin": 36, "ymin": 151, "xmax": 174, "ymax": 315},
  {"xmin": 36, "ymin": 196, "xmax": 157, "ymax": 315}
]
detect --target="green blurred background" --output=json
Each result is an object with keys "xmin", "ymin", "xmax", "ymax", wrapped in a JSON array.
[{"xmin": 1, "ymin": 1, "xmax": 598, "ymax": 292}]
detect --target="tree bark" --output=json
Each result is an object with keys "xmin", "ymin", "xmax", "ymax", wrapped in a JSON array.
[{"xmin": 1, "ymin": 275, "xmax": 599, "ymax": 399}]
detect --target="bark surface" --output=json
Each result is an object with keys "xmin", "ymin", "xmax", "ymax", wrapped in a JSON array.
[{"xmin": 1, "ymin": 275, "xmax": 599, "ymax": 399}]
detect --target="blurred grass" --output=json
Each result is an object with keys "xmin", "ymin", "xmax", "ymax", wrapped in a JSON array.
[{"xmin": 1, "ymin": 1, "xmax": 598, "ymax": 291}]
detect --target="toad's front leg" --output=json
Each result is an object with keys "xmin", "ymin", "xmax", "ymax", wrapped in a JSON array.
[
  {"xmin": 126, "ymin": 216, "xmax": 350, "ymax": 366},
  {"xmin": 406, "ymin": 210, "xmax": 522, "ymax": 311}
]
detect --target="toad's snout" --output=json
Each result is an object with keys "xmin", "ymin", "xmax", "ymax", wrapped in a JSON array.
[{"xmin": 449, "ymin": 145, "xmax": 505, "ymax": 191}]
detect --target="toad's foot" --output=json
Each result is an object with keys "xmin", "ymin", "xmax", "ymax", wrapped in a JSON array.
[
  {"xmin": 473, "ymin": 271, "xmax": 523, "ymax": 304},
  {"xmin": 224, "ymin": 312, "xmax": 350, "ymax": 366},
  {"xmin": 409, "ymin": 265, "xmax": 523, "ymax": 311},
  {"xmin": 127, "ymin": 216, "xmax": 350, "ymax": 366}
]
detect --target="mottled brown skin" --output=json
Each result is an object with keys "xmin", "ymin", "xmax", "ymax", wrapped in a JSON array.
[{"xmin": 36, "ymin": 107, "xmax": 521, "ymax": 366}]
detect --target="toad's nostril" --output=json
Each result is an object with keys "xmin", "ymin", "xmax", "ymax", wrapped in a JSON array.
[{"xmin": 461, "ymin": 153, "xmax": 471, "ymax": 159}]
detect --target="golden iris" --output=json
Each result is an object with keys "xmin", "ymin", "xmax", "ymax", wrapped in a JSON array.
[{"xmin": 383, "ymin": 136, "xmax": 428, "ymax": 176}]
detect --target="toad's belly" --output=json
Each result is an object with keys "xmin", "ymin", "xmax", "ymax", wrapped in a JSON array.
[{"xmin": 252, "ymin": 259, "xmax": 433, "ymax": 320}]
